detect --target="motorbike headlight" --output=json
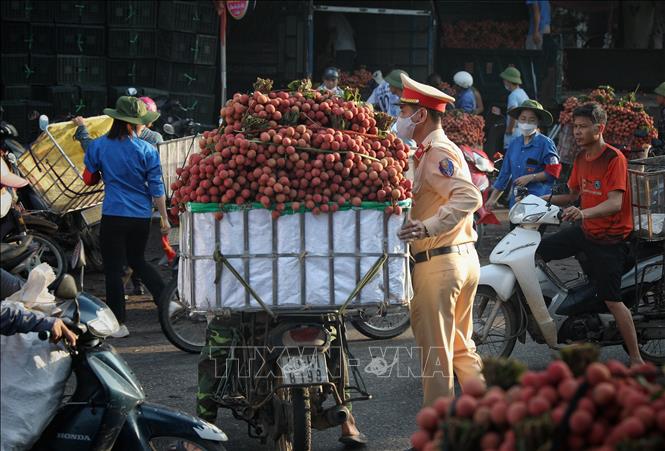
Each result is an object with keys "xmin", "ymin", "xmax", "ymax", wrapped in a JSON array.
[
  {"xmin": 509, "ymin": 203, "xmax": 526, "ymax": 224},
  {"xmin": 522, "ymin": 212, "xmax": 545, "ymax": 223},
  {"xmin": 88, "ymin": 305, "xmax": 120, "ymax": 337}
]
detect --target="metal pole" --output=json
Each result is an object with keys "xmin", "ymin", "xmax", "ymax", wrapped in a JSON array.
[
  {"xmin": 428, "ymin": 10, "xmax": 436, "ymax": 75},
  {"xmin": 307, "ymin": 0, "xmax": 314, "ymax": 79},
  {"xmin": 220, "ymin": 4, "xmax": 228, "ymax": 106}
]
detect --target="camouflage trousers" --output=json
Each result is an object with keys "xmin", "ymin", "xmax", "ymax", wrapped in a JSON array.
[
  {"xmin": 196, "ymin": 316, "xmax": 234, "ymax": 422},
  {"xmin": 196, "ymin": 317, "xmax": 352, "ymax": 423}
]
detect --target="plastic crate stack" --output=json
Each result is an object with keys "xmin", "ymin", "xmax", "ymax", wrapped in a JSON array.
[
  {"xmin": 152, "ymin": 0, "xmax": 219, "ymax": 126},
  {"xmin": 1, "ymin": 0, "xmax": 220, "ymax": 141},
  {"xmin": 1, "ymin": 0, "xmax": 108, "ymax": 141}
]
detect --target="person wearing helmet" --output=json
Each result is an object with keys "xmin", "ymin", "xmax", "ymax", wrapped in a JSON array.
[
  {"xmin": 453, "ymin": 71, "xmax": 476, "ymax": 114},
  {"xmin": 319, "ymin": 67, "xmax": 343, "ymax": 96},
  {"xmin": 500, "ymin": 66, "xmax": 530, "ymax": 149}
]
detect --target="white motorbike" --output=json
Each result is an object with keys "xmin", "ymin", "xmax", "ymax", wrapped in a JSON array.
[{"xmin": 473, "ymin": 194, "xmax": 665, "ymax": 363}]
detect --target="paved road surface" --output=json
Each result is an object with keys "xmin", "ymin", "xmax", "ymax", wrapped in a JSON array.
[{"xmin": 84, "ymin": 213, "xmax": 631, "ymax": 451}]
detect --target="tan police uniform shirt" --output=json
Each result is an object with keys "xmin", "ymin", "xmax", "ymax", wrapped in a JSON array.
[{"xmin": 410, "ymin": 129, "xmax": 482, "ymax": 255}]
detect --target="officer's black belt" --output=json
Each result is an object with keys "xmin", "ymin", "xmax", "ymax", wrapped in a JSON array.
[{"xmin": 412, "ymin": 242, "xmax": 475, "ymax": 263}]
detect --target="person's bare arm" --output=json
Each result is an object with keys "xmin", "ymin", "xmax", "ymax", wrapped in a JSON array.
[
  {"xmin": 531, "ymin": 2, "xmax": 542, "ymax": 45},
  {"xmin": 473, "ymin": 88, "xmax": 484, "ymax": 115},
  {"xmin": 153, "ymin": 195, "xmax": 170, "ymax": 235},
  {"xmin": 562, "ymin": 190, "xmax": 623, "ymax": 222},
  {"xmin": 545, "ymin": 188, "xmax": 580, "ymax": 207}
]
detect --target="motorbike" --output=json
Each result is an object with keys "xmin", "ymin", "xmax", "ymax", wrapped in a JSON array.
[
  {"xmin": 202, "ymin": 308, "xmax": 368, "ymax": 451},
  {"xmin": 0, "ymin": 117, "xmax": 104, "ymax": 273},
  {"xmin": 1, "ymin": 208, "xmax": 42, "ymax": 278},
  {"xmin": 28, "ymin": 273, "xmax": 229, "ymax": 450},
  {"xmin": 473, "ymin": 192, "xmax": 665, "ymax": 363},
  {"xmin": 1, "ymin": 179, "xmax": 66, "ymax": 284},
  {"xmin": 158, "ymin": 250, "xmax": 413, "ymax": 354}
]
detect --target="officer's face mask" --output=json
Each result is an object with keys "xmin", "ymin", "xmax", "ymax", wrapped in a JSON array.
[
  {"xmin": 503, "ymin": 81, "xmax": 512, "ymax": 91},
  {"xmin": 517, "ymin": 121, "xmax": 538, "ymax": 136},
  {"xmin": 395, "ymin": 108, "xmax": 424, "ymax": 141}
]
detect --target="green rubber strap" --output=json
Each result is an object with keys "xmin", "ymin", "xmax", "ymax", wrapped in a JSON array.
[
  {"xmin": 186, "ymin": 199, "xmax": 412, "ymax": 215},
  {"xmin": 339, "ymin": 253, "xmax": 388, "ymax": 314}
]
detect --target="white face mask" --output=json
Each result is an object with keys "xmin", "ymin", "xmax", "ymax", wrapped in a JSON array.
[
  {"xmin": 517, "ymin": 122, "xmax": 537, "ymax": 136},
  {"xmin": 395, "ymin": 109, "xmax": 423, "ymax": 141}
]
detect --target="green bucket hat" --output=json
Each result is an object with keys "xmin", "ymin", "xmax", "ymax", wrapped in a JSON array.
[
  {"xmin": 655, "ymin": 81, "xmax": 665, "ymax": 97},
  {"xmin": 508, "ymin": 99, "xmax": 553, "ymax": 126},
  {"xmin": 103, "ymin": 96, "xmax": 160, "ymax": 125},
  {"xmin": 384, "ymin": 69, "xmax": 409, "ymax": 89},
  {"xmin": 500, "ymin": 67, "xmax": 522, "ymax": 85}
]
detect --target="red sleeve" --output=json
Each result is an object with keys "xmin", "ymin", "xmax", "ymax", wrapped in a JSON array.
[
  {"xmin": 545, "ymin": 164, "xmax": 562, "ymax": 178},
  {"xmin": 567, "ymin": 159, "xmax": 580, "ymax": 192},
  {"xmin": 83, "ymin": 168, "xmax": 101, "ymax": 186},
  {"xmin": 606, "ymin": 154, "xmax": 628, "ymax": 193}
]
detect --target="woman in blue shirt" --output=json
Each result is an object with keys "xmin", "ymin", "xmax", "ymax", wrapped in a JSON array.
[
  {"xmin": 82, "ymin": 96, "xmax": 170, "ymax": 337},
  {"xmin": 486, "ymin": 99, "xmax": 561, "ymax": 210},
  {"xmin": 453, "ymin": 71, "xmax": 477, "ymax": 114}
]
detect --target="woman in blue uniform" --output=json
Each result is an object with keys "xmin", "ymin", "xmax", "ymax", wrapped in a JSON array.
[{"xmin": 486, "ymin": 99, "xmax": 561, "ymax": 210}]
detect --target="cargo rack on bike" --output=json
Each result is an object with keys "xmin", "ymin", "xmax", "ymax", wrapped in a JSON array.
[{"xmin": 16, "ymin": 116, "xmax": 109, "ymax": 214}]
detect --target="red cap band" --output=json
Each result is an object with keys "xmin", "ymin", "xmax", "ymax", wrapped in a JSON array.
[{"xmin": 401, "ymin": 87, "xmax": 447, "ymax": 112}]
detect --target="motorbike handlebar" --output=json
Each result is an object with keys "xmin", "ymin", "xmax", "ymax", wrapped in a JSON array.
[{"xmin": 38, "ymin": 317, "xmax": 78, "ymax": 342}]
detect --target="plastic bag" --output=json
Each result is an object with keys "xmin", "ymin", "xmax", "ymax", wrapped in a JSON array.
[
  {"xmin": 1, "ymin": 263, "xmax": 71, "ymax": 451},
  {"xmin": 5, "ymin": 262, "xmax": 57, "ymax": 314}
]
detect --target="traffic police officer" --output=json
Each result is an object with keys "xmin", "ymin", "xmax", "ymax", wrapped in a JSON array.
[{"xmin": 395, "ymin": 74, "xmax": 485, "ymax": 406}]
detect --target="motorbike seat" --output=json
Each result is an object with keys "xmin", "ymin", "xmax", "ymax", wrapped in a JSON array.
[
  {"xmin": 556, "ymin": 282, "xmax": 609, "ymax": 316},
  {"xmin": 0, "ymin": 235, "xmax": 34, "ymax": 260},
  {"xmin": 21, "ymin": 213, "xmax": 59, "ymax": 232}
]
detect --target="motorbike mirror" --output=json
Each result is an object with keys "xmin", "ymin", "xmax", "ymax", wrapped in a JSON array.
[
  {"xmin": 38, "ymin": 115, "xmax": 49, "ymax": 131},
  {"xmin": 71, "ymin": 239, "xmax": 86, "ymax": 269},
  {"xmin": 163, "ymin": 123, "xmax": 176, "ymax": 135},
  {"xmin": 55, "ymin": 274, "xmax": 78, "ymax": 299},
  {"xmin": 126, "ymin": 87, "xmax": 138, "ymax": 96}
]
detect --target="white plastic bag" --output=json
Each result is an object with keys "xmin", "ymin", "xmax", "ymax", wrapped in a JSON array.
[
  {"xmin": 5, "ymin": 262, "xmax": 57, "ymax": 313},
  {"xmin": 1, "ymin": 263, "xmax": 71, "ymax": 451}
]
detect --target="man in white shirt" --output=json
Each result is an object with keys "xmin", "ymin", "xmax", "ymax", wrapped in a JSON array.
[
  {"xmin": 327, "ymin": 13, "xmax": 356, "ymax": 71},
  {"xmin": 367, "ymin": 69, "xmax": 408, "ymax": 118}
]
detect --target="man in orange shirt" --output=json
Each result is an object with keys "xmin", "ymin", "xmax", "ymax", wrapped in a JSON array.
[{"xmin": 537, "ymin": 102, "xmax": 644, "ymax": 366}]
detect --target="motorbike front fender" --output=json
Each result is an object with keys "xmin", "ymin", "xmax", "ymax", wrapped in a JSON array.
[
  {"xmin": 479, "ymin": 264, "xmax": 516, "ymax": 302},
  {"xmin": 114, "ymin": 402, "xmax": 228, "ymax": 450}
]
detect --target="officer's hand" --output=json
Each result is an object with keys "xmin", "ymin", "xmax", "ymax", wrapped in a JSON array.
[
  {"xmin": 562, "ymin": 206, "xmax": 584, "ymax": 222},
  {"xmin": 513, "ymin": 175, "xmax": 533, "ymax": 187},
  {"xmin": 485, "ymin": 199, "xmax": 496, "ymax": 212},
  {"xmin": 398, "ymin": 220, "xmax": 428, "ymax": 241},
  {"xmin": 72, "ymin": 116, "xmax": 85, "ymax": 127},
  {"xmin": 50, "ymin": 319, "xmax": 77, "ymax": 346}
]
